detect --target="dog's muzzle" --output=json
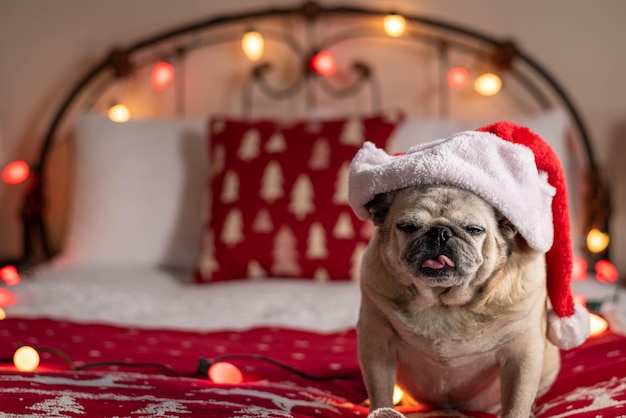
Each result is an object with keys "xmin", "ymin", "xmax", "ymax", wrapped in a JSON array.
[{"xmin": 416, "ymin": 225, "xmax": 459, "ymax": 279}]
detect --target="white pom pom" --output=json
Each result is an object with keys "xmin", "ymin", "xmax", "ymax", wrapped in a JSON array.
[
  {"xmin": 368, "ymin": 407, "xmax": 406, "ymax": 418},
  {"xmin": 547, "ymin": 303, "xmax": 590, "ymax": 350}
]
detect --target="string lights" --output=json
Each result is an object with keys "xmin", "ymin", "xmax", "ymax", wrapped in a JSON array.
[
  {"xmin": 96, "ymin": 16, "xmax": 528, "ymax": 126},
  {"xmin": 1, "ymin": 345, "xmax": 361, "ymax": 388}
]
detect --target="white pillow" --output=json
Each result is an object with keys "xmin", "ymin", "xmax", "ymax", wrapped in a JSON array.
[
  {"xmin": 388, "ymin": 109, "xmax": 568, "ymax": 158},
  {"xmin": 57, "ymin": 114, "xmax": 208, "ymax": 267}
]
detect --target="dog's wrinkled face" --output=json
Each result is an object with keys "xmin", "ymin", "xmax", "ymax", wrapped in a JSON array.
[{"xmin": 366, "ymin": 184, "xmax": 517, "ymax": 295}]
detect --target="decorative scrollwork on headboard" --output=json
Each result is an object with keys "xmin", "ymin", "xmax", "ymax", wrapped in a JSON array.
[{"xmin": 242, "ymin": 60, "xmax": 379, "ymax": 117}]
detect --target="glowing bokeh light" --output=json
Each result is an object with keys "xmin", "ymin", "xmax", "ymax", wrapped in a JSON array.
[
  {"xmin": 150, "ymin": 61, "xmax": 174, "ymax": 91},
  {"xmin": 595, "ymin": 259, "xmax": 619, "ymax": 284},
  {"xmin": 392, "ymin": 385, "xmax": 404, "ymax": 405},
  {"xmin": 1, "ymin": 160, "xmax": 30, "ymax": 185},
  {"xmin": 474, "ymin": 73, "xmax": 502, "ymax": 96},
  {"xmin": 0, "ymin": 266, "xmax": 20, "ymax": 286},
  {"xmin": 0, "ymin": 307, "xmax": 6, "ymax": 320},
  {"xmin": 242, "ymin": 30, "xmax": 264, "ymax": 61},
  {"xmin": 107, "ymin": 104, "xmax": 130, "ymax": 123},
  {"xmin": 310, "ymin": 51, "xmax": 336, "ymax": 76},
  {"xmin": 14, "ymin": 346, "xmax": 40, "ymax": 372},
  {"xmin": 208, "ymin": 361, "xmax": 243, "ymax": 384},
  {"xmin": 447, "ymin": 67, "xmax": 470, "ymax": 90},
  {"xmin": 587, "ymin": 228, "xmax": 610, "ymax": 254},
  {"xmin": 383, "ymin": 14, "xmax": 406, "ymax": 38},
  {"xmin": 589, "ymin": 312, "xmax": 609, "ymax": 336}
]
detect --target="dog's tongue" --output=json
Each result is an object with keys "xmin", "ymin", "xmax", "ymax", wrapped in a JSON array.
[{"xmin": 421, "ymin": 255, "xmax": 456, "ymax": 269}]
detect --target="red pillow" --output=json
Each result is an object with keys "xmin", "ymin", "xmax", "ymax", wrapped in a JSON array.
[{"xmin": 195, "ymin": 113, "xmax": 402, "ymax": 282}]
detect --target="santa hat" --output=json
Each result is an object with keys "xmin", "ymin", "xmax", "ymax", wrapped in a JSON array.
[{"xmin": 348, "ymin": 121, "xmax": 589, "ymax": 350}]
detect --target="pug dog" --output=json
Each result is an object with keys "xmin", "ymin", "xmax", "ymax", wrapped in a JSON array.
[{"xmin": 358, "ymin": 183, "xmax": 560, "ymax": 417}]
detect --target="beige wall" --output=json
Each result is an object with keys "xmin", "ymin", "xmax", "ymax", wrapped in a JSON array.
[{"xmin": 1, "ymin": 0, "xmax": 625, "ymax": 272}]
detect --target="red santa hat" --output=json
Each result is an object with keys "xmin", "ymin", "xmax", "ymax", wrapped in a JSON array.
[{"xmin": 348, "ymin": 121, "xmax": 589, "ymax": 350}]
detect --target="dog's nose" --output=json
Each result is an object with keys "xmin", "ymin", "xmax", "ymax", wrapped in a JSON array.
[{"xmin": 427, "ymin": 225, "xmax": 453, "ymax": 243}]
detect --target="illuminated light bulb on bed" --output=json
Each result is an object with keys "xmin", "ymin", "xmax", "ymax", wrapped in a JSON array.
[
  {"xmin": 310, "ymin": 51, "xmax": 336, "ymax": 76},
  {"xmin": 589, "ymin": 312, "xmax": 609, "ymax": 336},
  {"xmin": 0, "ymin": 266, "xmax": 20, "ymax": 286},
  {"xmin": 383, "ymin": 13, "xmax": 406, "ymax": 38},
  {"xmin": 392, "ymin": 385, "xmax": 404, "ymax": 405},
  {"xmin": 586, "ymin": 228, "xmax": 610, "ymax": 253},
  {"xmin": 474, "ymin": 72, "xmax": 502, "ymax": 96},
  {"xmin": 208, "ymin": 361, "xmax": 243, "ymax": 384},
  {"xmin": 447, "ymin": 66, "xmax": 470, "ymax": 90},
  {"xmin": 572, "ymin": 257, "xmax": 588, "ymax": 281},
  {"xmin": 242, "ymin": 30, "xmax": 264, "ymax": 61},
  {"xmin": 150, "ymin": 60, "xmax": 174, "ymax": 91},
  {"xmin": 107, "ymin": 103, "xmax": 130, "ymax": 123},
  {"xmin": 595, "ymin": 259, "xmax": 619, "ymax": 284},
  {"xmin": 1, "ymin": 160, "xmax": 30, "ymax": 185},
  {"xmin": 0, "ymin": 307, "xmax": 5, "ymax": 320},
  {"xmin": 13, "ymin": 346, "xmax": 40, "ymax": 372}
]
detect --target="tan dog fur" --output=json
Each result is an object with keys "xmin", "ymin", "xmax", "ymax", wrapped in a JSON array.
[{"xmin": 358, "ymin": 184, "xmax": 560, "ymax": 417}]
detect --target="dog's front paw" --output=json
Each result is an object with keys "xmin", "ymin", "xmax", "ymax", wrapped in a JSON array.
[{"xmin": 368, "ymin": 407, "xmax": 407, "ymax": 418}]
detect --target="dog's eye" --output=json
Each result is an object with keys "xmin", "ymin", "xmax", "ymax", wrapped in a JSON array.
[
  {"xmin": 396, "ymin": 222, "xmax": 418, "ymax": 234},
  {"xmin": 465, "ymin": 225, "xmax": 485, "ymax": 235}
]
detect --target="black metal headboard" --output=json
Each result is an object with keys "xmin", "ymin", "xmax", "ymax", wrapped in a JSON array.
[{"xmin": 15, "ymin": 1, "xmax": 609, "ymax": 267}]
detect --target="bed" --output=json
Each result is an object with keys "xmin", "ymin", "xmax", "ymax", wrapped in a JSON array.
[{"xmin": 1, "ymin": 2, "xmax": 624, "ymax": 417}]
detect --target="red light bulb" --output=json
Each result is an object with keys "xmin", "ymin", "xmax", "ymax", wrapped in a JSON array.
[
  {"xmin": 0, "ymin": 266, "xmax": 20, "ymax": 286},
  {"xmin": 595, "ymin": 259, "xmax": 619, "ymax": 284},
  {"xmin": 310, "ymin": 51, "xmax": 336, "ymax": 76},
  {"xmin": 447, "ymin": 67, "xmax": 470, "ymax": 90},
  {"xmin": 151, "ymin": 61, "xmax": 174, "ymax": 91},
  {"xmin": 2, "ymin": 160, "xmax": 30, "ymax": 185},
  {"xmin": 208, "ymin": 362, "xmax": 243, "ymax": 384}
]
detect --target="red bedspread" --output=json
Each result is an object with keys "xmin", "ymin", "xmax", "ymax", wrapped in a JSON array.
[{"xmin": 0, "ymin": 318, "xmax": 625, "ymax": 417}]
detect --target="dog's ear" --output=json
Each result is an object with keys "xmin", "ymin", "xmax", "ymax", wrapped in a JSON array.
[
  {"xmin": 496, "ymin": 213, "xmax": 517, "ymax": 241},
  {"xmin": 365, "ymin": 192, "xmax": 395, "ymax": 226}
]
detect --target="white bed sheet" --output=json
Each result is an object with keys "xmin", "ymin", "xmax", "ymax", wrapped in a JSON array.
[
  {"xmin": 6, "ymin": 264, "xmax": 624, "ymax": 335},
  {"xmin": 5, "ymin": 264, "xmax": 361, "ymax": 332}
]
